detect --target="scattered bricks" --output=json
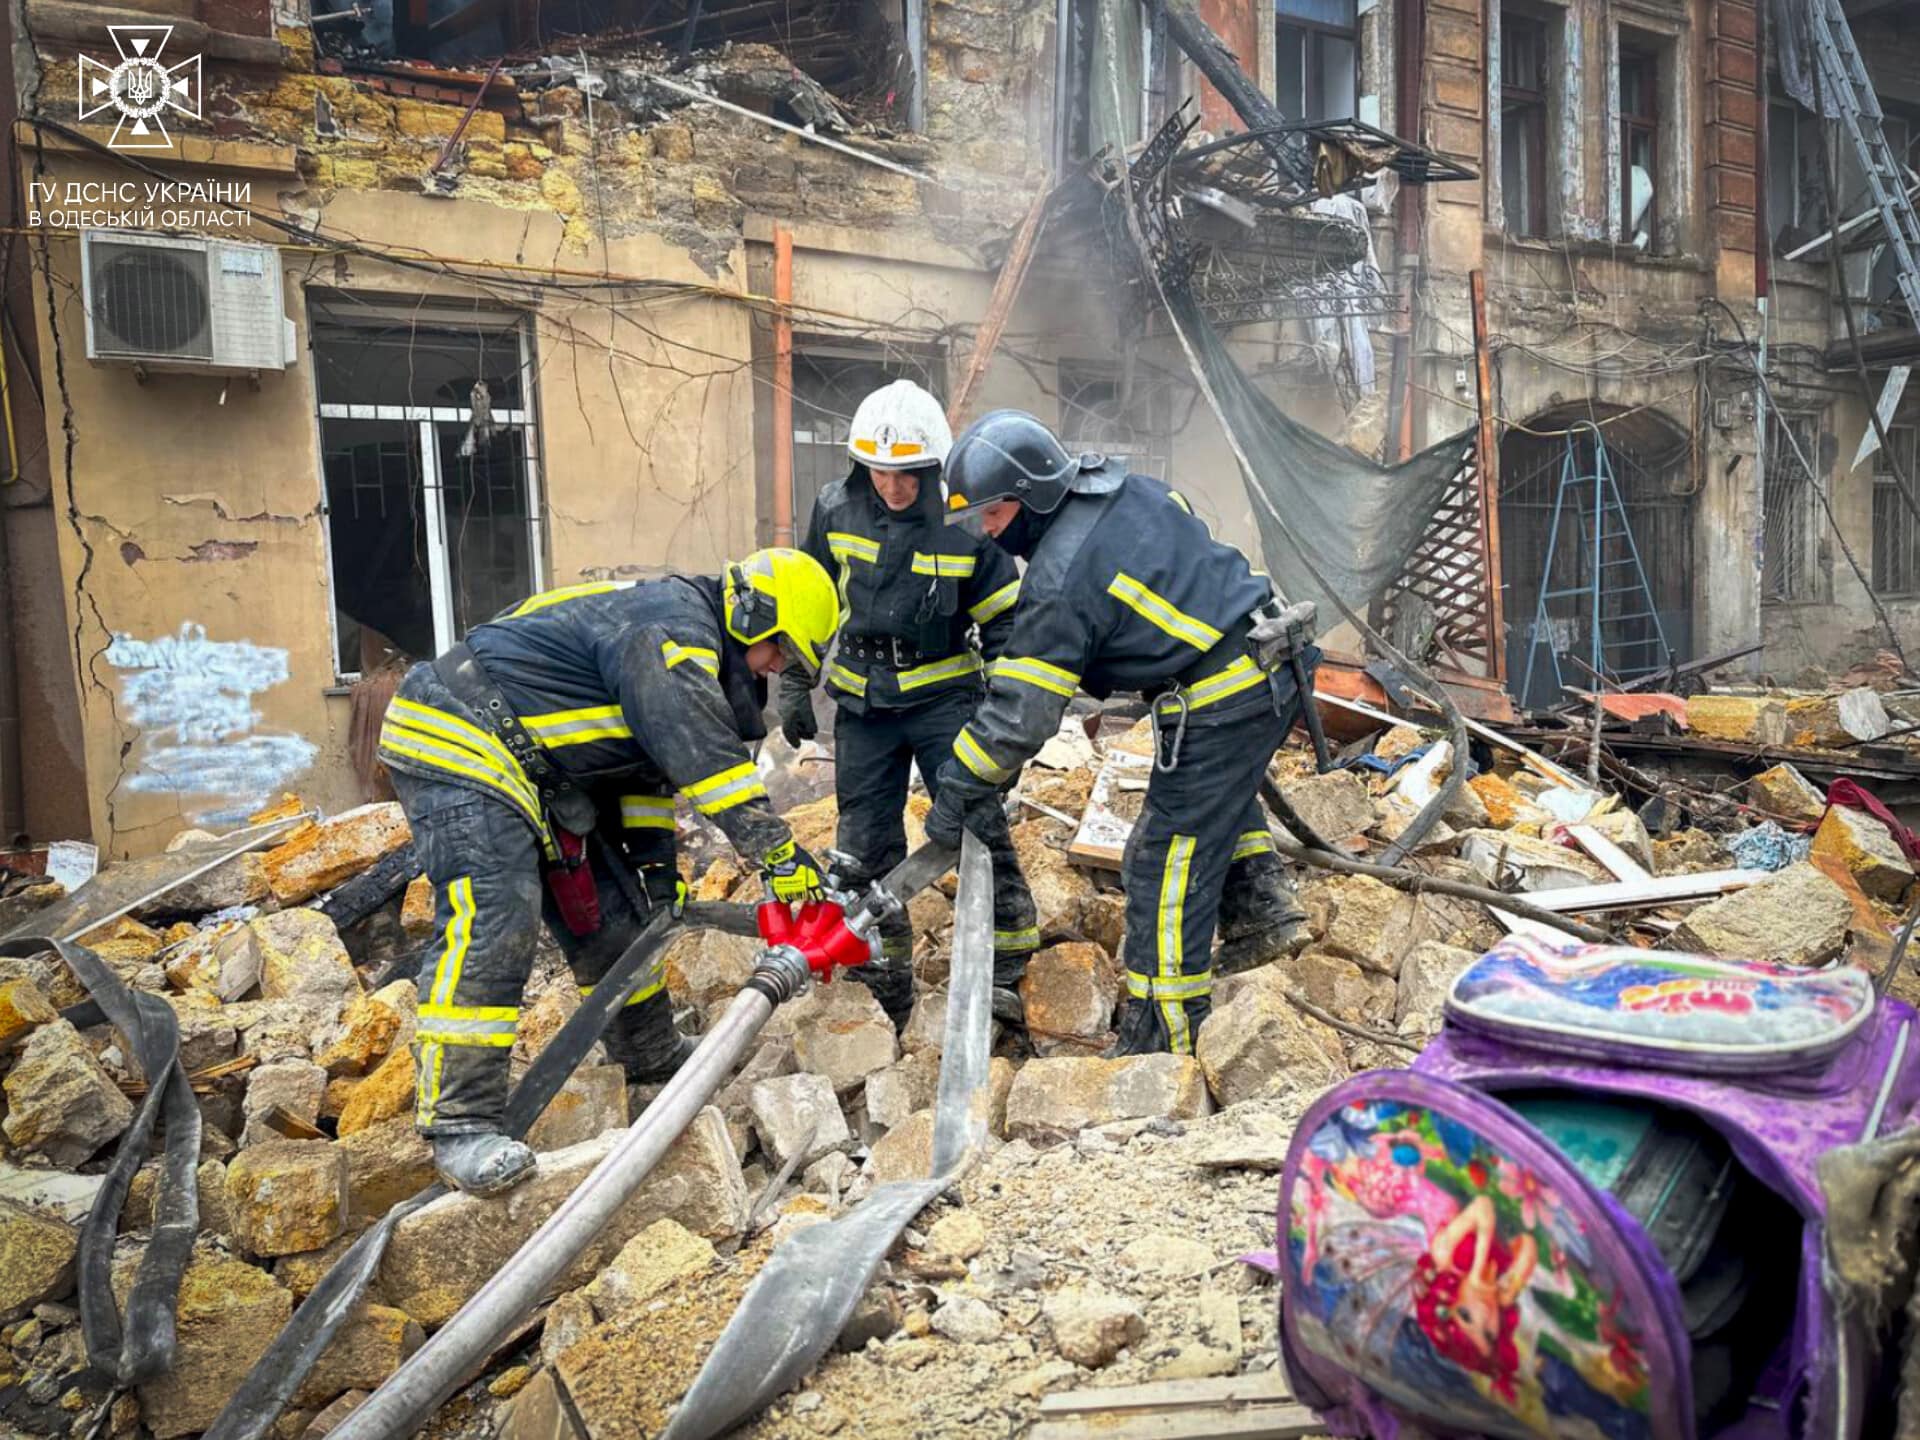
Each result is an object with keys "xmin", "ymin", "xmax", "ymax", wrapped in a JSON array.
[
  {"xmin": 337, "ymin": 1045, "xmax": 416, "ymax": 1136},
  {"xmin": 164, "ymin": 921, "xmax": 258, "ymax": 1002},
  {"xmin": 78, "ymin": 916, "xmax": 166, "ymax": 967},
  {"xmin": 1044, "ymin": 1286, "xmax": 1145, "ymax": 1368},
  {"xmin": 1019, "ymin": 942, "xmax": 1119, "ymax": 1055},
  {"xmin": 227, "ymin": 1140, "xmax": 349, "ymax": 1257},
  {"xmin": 0, "ymin": 1202, "xmax": 78, "ymax": 1322},
  {"xmin": 786, "ymin": 979, "xmax": 898, "ymax": 1094},
  {"xmin": 3, "ymin": 1020, "xmax": 135, "ymax": 1166},
  {"xmin": 1812, "ymin": 806, "xmax": 1915, "ymax": 902},
  {"xmin": 1195, "ymin": 979, "xmax": 1347, "ymax": 1110},
  {"xmin": 1003, "ymin": 1056, "xmax": 1211, "ymax": 1146},
  {"xmin": 262, "ymin": 803, "xmax": 412, "ymax": 906},
  {"xmin": 663, "ymin": 930, "xmax": 759, "ymax": 1023},
  {"xmin": 292, "ymin": 1302, "xmax": 424, "ymax": 1409},
  {"xmin": 1685, "ymin": 693, "xmax": 1788, "ymax": 746},
  {"xmin": 1395, "ymin": 941, "xmax": 1478, "ymax": 1044},
  {"xmin": 1300, "ymin": 873, "xmax": 1435, "ymax": 976},
  {"xmin": 1786, "ymin": 688, "xmax": 1889, "ymax": 747},
  {"xmin": 581, "ymin": 1219, "xmax": 716, "ymax": 1322},
  {"xmin": 118, "ymin": 1245, "xmax": 292, "ymax": 1438},
  {"xmin": 748, "ymin": 1072, "xmax": 852, "ymax": 1167},
  {"xmin": 316, "ymin": 980, "xmax": 417, "ymax": 1077},
  {"xmin": 251, "ymin": 909, "xmax": 364, "ymax": 1016},
  {"xmin": 1010, "ymin": 818, "xmax": 1097, "ymax": 934},
  {"xmin": 0, "ymin": 978, "xmax": 56, "ymax": 1048},
  {"xmin": 339, "ymin": 1116, "xmax": 437, "ymax": 1221},
  {"xmin": 381, "ymin": 1109, "xmax": 746, "ymax": 1326},
  {"xmin": 1276, "ymin": 770, "xmax": 1375, "ymax": 845},
  {"xmin": 1292, "ymin": 949, "xmax": 1397, "ymax": 1028},
  {"xmin": 864, "ymin": 1110, "xmax": 936, "ymax": 1183},
  {"xmin": 864, "ymin": 1051, "xmax": 942, "ymax": 1136},
  {"xmin": 1749, "ymin": 763, "xmax": 1827, "ymax": 824},
  {"xmin": 243, "ymin": 1058, "xmax": 329, "ymax": 1145},
  {"xmin": 1674, "ymin": 862, "xmax": 1852, "ymax": 966},
  {"xmin": 526, "ymin": 1065, "xmax": 630, "ymax": 1152},
  {"xmin": 399, "ymin": 875, "xmax": 435, "ymax": 940}
]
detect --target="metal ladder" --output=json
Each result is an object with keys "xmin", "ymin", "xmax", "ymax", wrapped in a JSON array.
[
  {"xmin": 1808, "ymin": 0, "xmax": 1920, "ymax": 326},
  {"xmin": 1518, "ymin": 426, "xmax": 1675, "ymax": 711}
]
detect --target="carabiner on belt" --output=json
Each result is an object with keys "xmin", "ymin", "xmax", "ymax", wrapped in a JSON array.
[{"xmin": 1150, "ymin": 686, "xmax": 1190, "ymax": 773}]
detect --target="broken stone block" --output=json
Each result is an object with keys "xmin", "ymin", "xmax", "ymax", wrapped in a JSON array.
[
  {"xmin": 251, "ymin": 910, "xmax": 364, "ymax": 1021},
  {"xmin": 715, "ymin": 1038, "xmax": 795, "ymax": 1158},
  {"xmin": 0, "ymin": 879, "xmax": 62, "ymax": 935},
  {"xmin": 512, "ymin": 980, "xmax": 585, "ymax": 1065},
  {"xmin": 1373, "ymin": 724, "xmax": 1428, "ymax": 763},
  {"xmin": 1195, "ymin": 980, "xmax": 1348, "ymax": 1110},
  {"xmin": 1464, "ymin": 772, "xmax": 1529, "ymax": 829},
  {"xmin": 786, "ymin": 980, "xmax": 898, "ymax": 1094},
  {"xmin": 227, "ymin": 1139, "xmax": 349, "ymax": 1257},
  {"xmin": 901, "ymin": 987, "xmax": 951, "ymax": 1055},
  {"xmin": 167, "ymin": 994, "xmax": 240, "ymax": 1073},
  {"xmin": 1011, "ymin": 818, "xmax": 1097, "ymax": 934},
  {"xmin": 2, "ymin": 1019, "xmax": 135, "ymax": 1166},
  {"xmin": 986, "ymin": 1056, "xmax": 1016, "ymax": 1139},
  {"xmin": 805, "ymin": 1150, "xmax": 858, "ymax": 1197},
  {"xmin": 923, "ymin": 1209, "xmax": 986, "ymax": 1263},
  {"xmin": 140, "ymin": 852, "xmax": 270, "ymax": 919},
  {"xmin": 1395, "ymin": 941, "xmax": 1478, "ymax": 1044},
  {"xmin": 1276, "ymin": 770, "xmax": 1375, "ymax": 845},
  {"xmin": 581, "ymin": 1218, "xmax": 716, "ymax": 1322},
  {"xmin": 315, "ymin": 981, "xmax": 417, "ymax": 1078},
  {"xmin": 197, "ymin": 1159, "xmax": 234, "ymax": 1241},
  {"xmin": 1372, "ymin": 802, "xmax": 1458, "ymax": 857},
  {"xmin": 381, "ymin": 1108, "xmax": 746, "ymax": 1326},
  {"xmin": 337, "ymin": 1045, "xmax": 416, "ymax": 1137},
  {"xmin": 1457, "ymin": 831, "xmax": 1610, "ymax": 893},
  {"xmin": 1019, "ymin": 941, "xmax": 1119, "ymax": 1056},
  {"xmin": 1044, "ymin": 1286, "xmax": 1145, "ymax": 1368},
  {"xmin": 748, "ymin": 1071, "xmax": 851, "ymax": 1167},
  {"xmin": 243, "ymin": 1059, "xmax": 329, "ymax": 1146},
  {"xmin": 662, "ymin": 929, "xmax": 759, "ymax": 1023},
  {"xmin": 864, "ymin": 1051, "xmax": 942, "ymax": 1137},
  {"xmin": 291, "ymin": 1302, "xmax": 424, "ymax": 1410},
  {"xmin": 399, "ymin": 874, "xmax": 435, "ymax": 940},
  {"xmin": 1812, "ymin": 805, "xmax": 1915, "ymax": 902},
  {"xmin": 0, "ymin": 977, "xmax": 55, "ymax": 1048},
  {"xmin": 1786, "ymin": 687, "xmax": 1889, "ymax": 747},
  {"xmin": 1003, "ymin": 1056, "xmax": 1210, "ymax": 1146},
  {"xmin": 539, "ymin": 1289, "xmax": 598, "ymax": 1369},
  {"xmin": 1299, "ymin": 874, "xmax": 1434, "ymax": 976},
  {"xmin": 79, "ymin": 916, "xmax": 166, "ymax": 968},
  {"xmin": 1654, "ymin": 828, "xmax": 1733, "ymax": 877},
  {"xmin": 864, "ymin": 1110, "xmax": 937, "ymax": 1183},
  {"xmin": 1079, "ymin": 890, "xmax": 1127, "ymax": 958},
  {"xmin": 274, "ymin": 1226, "xmax": 373, "ymax": 1301},
  {"xmin": 526, "ymin": 1065, "xmax": 630, "ymax": 1152},
  {"xmin": 117, "ymin": 1243, "xmax": 292, "ymax": 1438},
  {"xmin": 1673, "ymin": 863, "xmax": 1852, "ymax": 966},
  {"xmin": 338, "ymin": 1116, "xmax": 437, "ymax": 1221},
  {"xmin": 164, "ymin": 921, "xmax": 258, "ymax": 1002},
  {"xmin": 932, "ymin": 1294, "xmax": 1002, "ymax": 1343},
  {"xmin": 1292, "ymin": 948, "xmax": 1397, "ymax": 1028},
  {"xmin": 262, "ymin": 803, "xmax": 412, "ymax": 906},
  {"xmin": 0, "ymin": 1201, "xmax": 77, "ymax": 1322},
  {"xmin": 1686, "ymin": 693, "xmax": 1788, "ymax": 746},
  {"xmin": 1748, "ymin": 764, "xmax": 1827, "ymax": 824},
  {"xmin": 1585, "ymin": 809, "xmax": 1657, "ymax": 871},
  {"xmin": 1152, "ymin": 1285, "xmax": 1242, "ymax": 1380}
]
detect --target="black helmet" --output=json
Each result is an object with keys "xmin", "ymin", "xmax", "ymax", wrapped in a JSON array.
[{"xmin": 941, "ymin": 409, "xmax": 1120, "ymax": 521}]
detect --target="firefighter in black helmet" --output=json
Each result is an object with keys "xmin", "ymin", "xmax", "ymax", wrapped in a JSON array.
[{"xmin": 925, "ymin": 410, "xmax": 1311, "ymax": 1056}]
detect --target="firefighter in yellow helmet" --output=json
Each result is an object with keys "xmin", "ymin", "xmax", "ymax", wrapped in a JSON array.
[{"xmin": 377, "ymin": 548, "xmax": 838, "ymax": 1196}]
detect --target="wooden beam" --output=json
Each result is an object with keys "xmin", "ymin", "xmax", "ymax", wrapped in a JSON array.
[
  {"xmin": 947, "ymin": 182, "xmax": 1051, "ymax": 428},
  {"xmin": 1506, "ymin": 868, "xmax": 1764, "ymax": 915},
  {"xmin": 1032, "ymin": 1373, "xmax": 1322, "ymax": 1440},
  {"xmin": 771, "ymin": 226, "xmax": 795, "ymax": 547},
  {"xmin": 1470, "ymin": 269, "xmax": 1506, "ymax": 681}
]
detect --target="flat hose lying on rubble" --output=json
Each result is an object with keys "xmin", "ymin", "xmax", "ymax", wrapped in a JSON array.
[{"xmin": 325, "ymin": 840, "xmax": 963, "ymax": 1440}]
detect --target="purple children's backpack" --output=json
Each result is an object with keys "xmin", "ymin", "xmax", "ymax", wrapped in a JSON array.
[{"xmin": 1278, "ymin": 935, "xmax": 1920, "ymax": 1439}]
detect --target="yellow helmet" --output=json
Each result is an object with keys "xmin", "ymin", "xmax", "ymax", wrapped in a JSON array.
[{"xmin": 723, "ymin": 547, "xmax": 840, "ymax": 678}]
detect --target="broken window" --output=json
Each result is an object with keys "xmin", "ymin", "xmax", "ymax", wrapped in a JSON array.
[
  {"xmin": 311, "ymin": 297, "xmax": 544, "ymax": 678},
  {"xmin": 788, "ymin": 338, "xmax": 945, "ymax": 526},
  {"xmin": 1057, "ymin": 360, "xmax": 1172, "ymax": 482},
  {"xmin": 1276, "ymin": 0, "xmax": 1357, "ymax": 125},
  {"xmin": 1057, "ymin": 0, "xmax": 1174, "ymax": 165},
  {"xmin": 1618, "ymin": 42, "xmax": 1660, "ymax": 249},
  {"xmin": 1499, "ymin": 9, "xmax": 1551, "ymax": 239},
  {"xmin": 1873, "ymin": 426, "xmax": 1919, "ymax": 595},
  {"xmin": 1762, "ymin": 411, "xmax": 1822, "ymax": 604},
  {"xmin": 1768, "ymin": 91, "xmax": 1831, "ymax": 256}
]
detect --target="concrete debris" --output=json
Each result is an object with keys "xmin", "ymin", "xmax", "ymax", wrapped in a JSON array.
[
  {"xmin": 526, "ymin": 1064, "xmax": 631, "ymax": 1152},
  {"xmin": 1044, "ymin": 1286, "xmax": 1146, "ymax": 1368},
  {"xmin": 262, "ymin": 803, "xmax": 413, "ymax": 906},
  {"xmin": 1785, "ymin": 687, "xmax": 1889, "ymax": 746},
  {"xmin": 1291, "ymin": 948, "xmax": 1397, "ymax": 1028},
  {"xmin": 748, "ymin": 1071, "xmax": 853, "ymax": 1167},
  {"xmin": 292, "ymin": 1303, "xmax": 424, "ymax": 1409},
  {"xmin": 1010, "ymin": 818, "xmax": 1099, "ymax": 933},
  {"xmin": 1194, "ymin": 975, "xmax": 1347, "ymax": 1109},
  {"xmin": 0, "ymin": 1201, "xmax": 78, "ymax": 1323},
  {"xmin": 243, "ymin": 1059, "xmax": 330, "ymax": 1146},
  {"xmin": 0, "ymin": 1162, "xmax": 106, "ymax": 1224},
  {"xmin": 1748, "ymin": 763, "xmax": 1828, "ymax": 823},
  {"xmin": 0, "ymin": 976, "xmax": 56, "ymax": 1048},
  {"xmin": 1276, "ymin": 770, "xmax": 1376, "ymax": 844},
  {"xmin": 1457, "ymin": 830, "xmax": 1610, "ymax": 893},
  {"xmin": 338, "ymin": 1115, "xmax": 437, "ymax": 1221},
  {"xmin": 931, "ymin": 1294, "xmax": 1003, "ymax": 1343},
  {"xmin": 664, "ymin": 929, "xmax": 762, "ymax": 1023},
  {"xmin": 1685, "ymin": 694, "xmax": 1789, "ymax": 746},
  {"xmin": 164, "ymin": 921, "xmax": 260, "ymax": 1002},
  {"xmin": 1003, "ymin": 1056, "xmax": 1211, "ymax": 1145},
  {"xmin": 226, "ymin": 1139, "xmax": 349, "ymax": 1257},
  {"xmin": 901, "ymin": 987, "xmax": 953, "ymax": 1055},
  {"xmin": 1394, "ymin": 941, "xmax": 1478, "ymax": 1044},
  {"xmin": 315, "ymin": 980, "xmax": 417, "ymax": 1077},
  {"xmin": 399, "ymin": 874, "xmax": 435, "ymax": 940},
  {"xmin": 1298, "ymin": 874, "xmax": 1432, "ymax": 976},
  {"xmin": 582, "ymin": 1218, "xmax": 717, "ymax": 1322},
  {"xmin": 923, "ymin": 1209, "xmax": 987, "ymax": 1263},
  {"xmin": 1811, "ymin": 805, "xmax": 1915, "ymax": 902},
  {"xmin": 3, "ymin": 1019, "xmax": 136, "ymax": 1166},
  {"xmin": 1673, "ymin": 862, "xmax": 1854, "ymax": 967},
  {"xmin": 783, "ymin": 979, "xmax": 899, "ymax": 1095},
  {"xmin": 337, "ymin": 1045, "xmax": 417, "ymax": 1136},
  {"xmin": 864, "ymin": 1110, "xmax": 939, "ymax": 1184},
  {"xmin": 864, "ymin": 1051, "xmax": 943, "ymax": 1136},
  {"xmin": 1019, "ymin": 941, "xmax": 1120, "ymax": 1055}
]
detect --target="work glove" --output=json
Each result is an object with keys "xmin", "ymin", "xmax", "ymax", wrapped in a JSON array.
[
  {"xmin": 762, "ymin": 837, "xmax": 826, "ymax": 902},
  {"xmin": 925, "ymin": 769, "xmax": 994, "ymax": 851},
  {"xmin": 777, "ymin": 668, "xmax": 819, "ymax": 749}
]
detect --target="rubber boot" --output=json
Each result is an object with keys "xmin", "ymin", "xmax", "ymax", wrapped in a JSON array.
[
  {"xmin": 432, "ymin": 1131, "xmax": 537, "ymax": 1197},
  {"xmin": 991, "ymin": 952, "xmax": 1033, "ymax": 1029},
  {"xmin": 1103, "ymin": 995, "xmax": 1210, "ymax": 1057},
  {"xmin": 608, "ymin": 991, "xmax": 698, "ymax": 1086},
  {"xmin": 1215, "ymin": 859, "xmax": 1305, "ymax": 975}
]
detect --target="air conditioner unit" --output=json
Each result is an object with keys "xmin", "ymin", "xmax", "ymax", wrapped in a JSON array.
[{"xmin": 81, "ymin": 231, "xmax": 297, "ymax": 373}]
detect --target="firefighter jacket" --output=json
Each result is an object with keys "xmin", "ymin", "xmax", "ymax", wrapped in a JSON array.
[
  {"xmin": 797, "ymin": 466, "xmax": 1022, "ymax": 715},
  {"xmin": 941, "ymin": 472, "xmax": 1274, "ymax": 803},
  {"xmin": 377, "ymin": 575, "xmax": 790, "ymax": 864}
]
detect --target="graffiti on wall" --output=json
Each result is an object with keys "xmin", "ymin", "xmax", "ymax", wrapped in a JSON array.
[{"xmin": 106, "ymin": 622, "xmax": 317, "ymax": 822}]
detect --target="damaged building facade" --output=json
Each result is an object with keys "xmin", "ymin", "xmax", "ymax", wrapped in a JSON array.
[{"xmin": 0, "ymin": 0, "xmax": 1913, "ymax": 855}]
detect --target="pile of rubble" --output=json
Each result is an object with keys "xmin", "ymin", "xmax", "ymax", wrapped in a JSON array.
[{"xmin": 0, "ymin": 688, "xmax": 1913, "ymax": 1440}]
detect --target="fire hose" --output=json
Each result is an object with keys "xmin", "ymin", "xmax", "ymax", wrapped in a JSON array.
[{"xmin": 324, "ymin": 839, "xmax": 960, "ymax": 1440}]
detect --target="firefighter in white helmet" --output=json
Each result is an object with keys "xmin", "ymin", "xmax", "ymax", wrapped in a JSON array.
[{"xmin": 778, "ymin": 379, "xmax": 1038, "ymax": 1024}]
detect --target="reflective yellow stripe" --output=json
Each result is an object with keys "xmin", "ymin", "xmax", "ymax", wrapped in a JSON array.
[
  {"xmin": 953, "ymin": 727, "xmax": 1012, "ymax": 783},
  {"xmin": 911, "ymin": 552, "xmax": 977, "ymax": 578},
  {"xmin": 897, "ymin": 652, "xmax": 982, "ymax": 691},
  {"xmin": 992, "ymin": 655, "xmax": 1080, "ymax": 698},
  {"xmin": 387, "ymin": 698, "xmax": 531, "ymax": 786},
  {"xmin": 1231, "ymin": 828, "xmax": 1276, "ymax": 861},
  {"xmin": 1156, "ymin": 656, "xmax": 1268, "ymax": 715},
  {"xmin": 993, "ymin": 926, "xmax": 1040, "ymax": 952},
  {"xmin": 522, "ymin": 704, "xmax": 633, "ymax": 747},
  {"xmin": 510, "ymin": 581, "xmax": 633, "ymax": 616},
  {"xmin": 662, "ymin": 641, "xmax": 720, "ymax": 675},
  {"xmin": 428, "ymin": 878, "xmax": 475, "ymax": 1009},
  {"xmin": 381, "ymin": 700, "xmax": 544, "ymax": 817},
  {"xmin": 1156, "ymin": 835, "xmax": 1198, "ymax": 1053},
  {"xmin": 827, "ymin": 661, "xmax": 869, "ymax": 696},
  {"xmin": 416, "ymin": 1001, "xmax": 519, "ymax": 1047},
  {"xmin": 416, "ymin": 1041, "xmax": 444, "ymax": 1126},
  {"xmin": 969, "ymin": 579, "xmax": 1020, "ymax": 624},
  {"xmin": 620, "ymin": 795, "xmax": 675, "ymax": 830},
  {"xmin": 1167, "ymin": 490, "xmax": 1194, "ymax": 515},
  {"xmin": 684, "ymin": 761, "xmax": 767, "ymax": 815},
  {"xmin": 579, "ymin": 977, "xmax": 667, "ymax": 1007},
  {"xmin": 1108, "ymin": 572, "xmax": 1223, "ymax": 651},
  {"xmin": 828, "ymin": 532, "xmax": 880, "ymax": 564},
  {"xmin": 415, "ymin": 1030, "xmax": 517, "ymax": 1047},
  {"xmin": 379, "ymin": 730, "xmax": 542, "ymax": 828},
  {"xmin": 1127, "ymin": 970, "xmax": 1212, "ymax": 1000}
]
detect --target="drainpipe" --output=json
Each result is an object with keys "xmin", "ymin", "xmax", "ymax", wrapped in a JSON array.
[
  {"xmin": 1393, "ymin": 0, "xmax": 1426, "ymax": 462},
  {"xmin": 772, "ymin": 227, "xmax": 794, "ymax": 547}
]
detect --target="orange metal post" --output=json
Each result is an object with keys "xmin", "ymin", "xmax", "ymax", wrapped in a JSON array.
[
  {"xmin": 1469, "ymin": 269, "xmax": 1507, "ymax": 682},
  {"xmin": 772, "ymin": 227, "xmax": 795, "ymax": 547}
]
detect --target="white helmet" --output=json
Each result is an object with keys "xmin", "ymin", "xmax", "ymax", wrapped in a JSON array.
[{"xmin": 847, "ymin": 379, "xmax": 951, "ymax": 472}]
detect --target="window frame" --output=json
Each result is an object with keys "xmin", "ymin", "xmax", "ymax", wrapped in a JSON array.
[
  {"xmin": 1276, "ymin": 3, "xmax": 1358, "ymax": 126},
  {"xmin": 309, "ymin": 297, "xmax": 546, "ymax": 682},
  {"xmin": 1873, "ymin": 425, "xmax": 1920, "ymax": 597},
  {"xmin": 1618, "ymin": 43, "xmax": 1660, "ymax": 248},
  {"xmin": 1761, "ymin": 410, "xmax": 1824, "ymax": 606},
  {"xmin": 1499, "ymin": 8, "xmax": 1551, "ymax": 239}
]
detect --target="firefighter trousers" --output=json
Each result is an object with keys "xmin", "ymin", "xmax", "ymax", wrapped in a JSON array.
[
  {"xmin": 834, "ymin": 685, "xmax": 1040, "ymax": 1014},
  {"xmin": 1117, "ymin": 677, "xmax": 1301, "ymax": 1055},
  {"xmin": 391, "ymin": 769, "xmax": 679, "ymax": 1136}
]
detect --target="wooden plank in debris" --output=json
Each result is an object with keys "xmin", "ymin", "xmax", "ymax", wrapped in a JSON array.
[
  {"xmin": 1565, "ymin": 824, "xmax": 1651, "ymax": 883},
  {"xmin": 1510, "ymin": 868, "xmax": 1764, "ymax": 915},
  {"xmin": 1038, "ymin": 1372, "xmax": 1297, "ymax": 1416},
  {"xmin": 1068, "ymin": 750, "xmax": 1153, "ymax": 871},
  {"xmin": 1032, "ymin": 1371, "xmax": 1320, "ymax": 1440}
]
